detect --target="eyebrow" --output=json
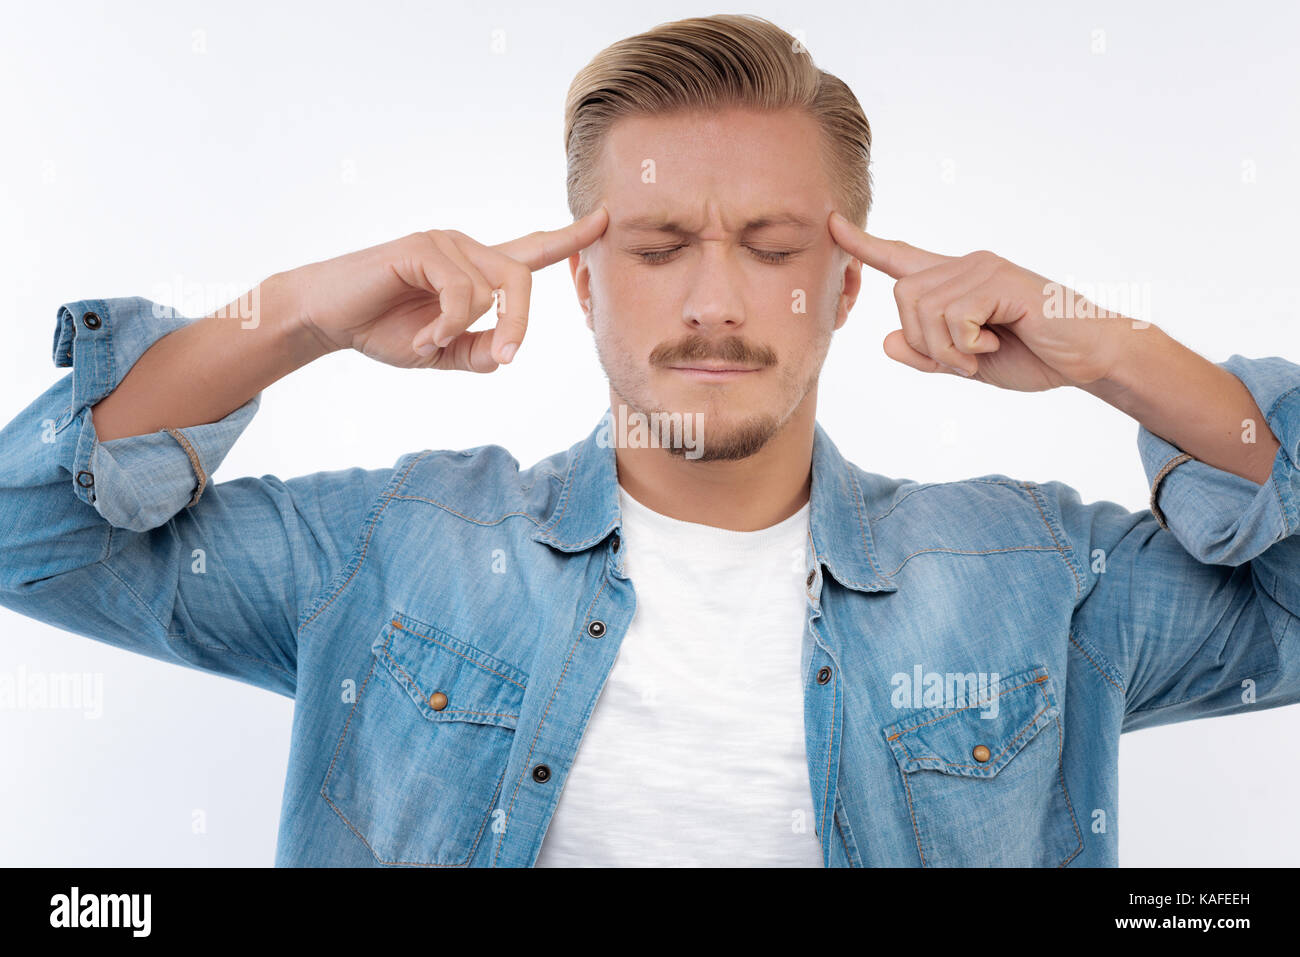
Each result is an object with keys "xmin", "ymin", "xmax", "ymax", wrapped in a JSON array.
[{"xmin": 617, "ymin": 212, "xmax": 818, "ymax": 234}]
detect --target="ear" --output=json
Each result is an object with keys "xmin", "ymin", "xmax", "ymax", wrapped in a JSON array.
[
  {"xmin": 834, "ymin": 250, "xmax": 862, "ymax": 331},
  {"xmin": 570, "ymin": 250, "xmax": 594, "ymax": 331}
]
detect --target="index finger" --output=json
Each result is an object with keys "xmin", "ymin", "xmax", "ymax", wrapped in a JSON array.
[
  {"xmin": 828, "ymin": 210, "xmax": 952, "ymax": 279},
  {"xmin": 493, "ymin": 204, "xmax": 609, "ymax": 271}
]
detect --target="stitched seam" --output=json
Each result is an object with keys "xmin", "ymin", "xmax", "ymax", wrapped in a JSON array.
[
  {"xmin": 536, "ymin": 439, "xmax": 582, "ymax": 539},
  {"xmin": 1067, "ymin": 630, "xmax": 1124, "ymax": 695},
  {"xmin": 1021, "ymin": 482, "xmax": 1084, "ymax": 599},
  {"xmin": 834, "ymin": 812, "xmax": 852, "ymax": 866},
  {"xmin": 900, "ymin": 766, "xmax": 926, "ymax": 866},
  {"xmin": 379, "ymin": 641, "xmax": 520, "ymax": 721},
  {"xmin": 165, "ymin": 629, "xmax": 293, "ymax": 678},
  {"xmin": 1127, "ymin": 666, "xmax": 1282, "ymax": 719},
  {"xmin": 820, "ymin": 651, "xmax": 835, "ymax": 845},
  {"xmin": 466, "ymin": 762, "xmax": 509, "ymax": 865},
  {"xmin": 848, "ymin": 467, "xmax": 888, "ymax": 581},
  {"xmin": 389, "ymin": 619, "xmax": 527, "ymax": 690},
  {"xmin": 883, "ymin": 545, "xmax": 1062, "ymax": 579},
  {"xmin": 99, "ymin": 555, "xmax": 293, "ymax": 679},
  {"xmin": 299, "ymin": 451, "xmax": 431, "ymax": 630},
  {"xmin": 320, "ymin": 650, "xmax": 402, "ymax": 865},
  {"xmin": 96, "ymin": 557, "xmax": 169, "ymax": 635},
  {"xmin": 885, "ymin": 674, "xmax": 1048, "ymax": 740},
  {"xmin": 388, "ymin": 495, "xmax": 543, "ymax": 530},
  {"xmin": 1044, "ymin": 686, "xmax": 1084, "ymax": 867},
  {"xmin": 869, "ymin": 477, "xmax": 1029, "ymax": 522},
  {"xmin": 320, "ymin": 638, "xmax": 495, "ymax": 867},
  {"xmin": 1270, "ymin": 463, "xmax": 1289, "ymax": 536},
  {"xmin": 164, "ymin": 427, "xmax": 207, "ymax": 507},
  {"xmin": 903, "ymin": 703, "xmax": 1051, "ymax": 771},
  {"xmin": 494, "ymin": 574, "xmax": 610, "ymax": 865}
]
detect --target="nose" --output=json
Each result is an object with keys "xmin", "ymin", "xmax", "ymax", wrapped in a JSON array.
[{"xmin": 681, "ymin": 243, "xmax": 745, "ymax": 332}]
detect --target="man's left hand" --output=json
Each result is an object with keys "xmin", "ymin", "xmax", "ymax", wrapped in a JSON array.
[{"xmin": 828, "ymin": 210, "xmax": 1133, "ymax": 391}]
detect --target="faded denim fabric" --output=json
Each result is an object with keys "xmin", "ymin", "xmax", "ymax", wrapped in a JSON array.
[{"xmin": 2, "ymin": 296, "xmax": 1299, "ymax": 867}]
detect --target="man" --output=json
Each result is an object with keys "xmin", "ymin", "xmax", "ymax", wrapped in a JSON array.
[{"xmin": 1, "ymin": 13, "xmax": 1297, "ymax": 867}]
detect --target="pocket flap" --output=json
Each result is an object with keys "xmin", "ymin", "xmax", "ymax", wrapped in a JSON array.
[
  {"xmin": 372, "ymin": 611, "xmax": 528, "ymax": 729},
  {"xmin": 881, "ymin": 665, "xmax": 1059, "ymax": 778}
]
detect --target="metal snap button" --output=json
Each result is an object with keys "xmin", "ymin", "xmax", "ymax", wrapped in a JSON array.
[
  {"xmin": 75, "ymin": 471, "xmax": 95, "ymax": 488},
  {"xmin": 427, "ymin": 691, "xmax": 448, "ymax": 711},
  {"xmin": 532, "ymin": 764, "xmax": 551, "ymax": 783},
  {"xmin": 972, "ymin": 745, "xmax": 991, "ymax": 763},
  {"xmin": 805, "ymin": 569, "xmax": 815, "ymax": 587},
  {"xmin": 81, "ymin": 311, "xmax": 101, "ymax": 330},
  {"xmin": 816, "ymin": 666, "xmax": 832, "ymax": 685},
  {"xmin": 587, "ymin": 619, "xmax": 606, "ymax": 638}
]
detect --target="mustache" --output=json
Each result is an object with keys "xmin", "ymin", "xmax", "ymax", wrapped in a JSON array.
[{"xmin": 649, "ymin": 336, "xmax": 776, "ymax": 367}]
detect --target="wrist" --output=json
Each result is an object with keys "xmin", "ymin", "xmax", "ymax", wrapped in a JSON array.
[
  {"xmin": 1078, "ymin": 320, "xmax": 1169, "ymax": 416},
  {"xmin": 263, "ymin": 270, "xmax": 339, "ymax": 364}
]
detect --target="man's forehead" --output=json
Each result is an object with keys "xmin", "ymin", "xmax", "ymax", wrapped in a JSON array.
[{"xmin": 598, "ymin": 109, "xmax": 833, "ymax": 235}]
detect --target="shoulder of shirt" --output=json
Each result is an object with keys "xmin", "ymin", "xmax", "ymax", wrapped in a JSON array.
[
  {"xmin": 853, "ymin": 465, "xmax": 1053, "ymax": 519},
  {"xmin": 381, "ymin": 442, "xmax": 573, "ymax": 530}
]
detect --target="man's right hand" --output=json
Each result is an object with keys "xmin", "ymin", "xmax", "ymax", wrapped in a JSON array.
[{"xmin": 283, "ymin": 206, "xmax": 609, "ymax": 372}]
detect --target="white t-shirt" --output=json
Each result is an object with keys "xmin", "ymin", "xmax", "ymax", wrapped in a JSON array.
[{"xmin": 534, "ymin": 483, "xmax": 823, "ymax": 867}]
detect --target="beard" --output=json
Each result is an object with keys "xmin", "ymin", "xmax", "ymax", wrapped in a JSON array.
[{"xmin": 587, "ymin": 288, "xmax": 825, "ymax": 462}]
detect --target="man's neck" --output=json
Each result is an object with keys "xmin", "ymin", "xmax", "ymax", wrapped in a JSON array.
[{"xmin": 611, "ymin": 390, "xmax": 815, "ymax": 532}]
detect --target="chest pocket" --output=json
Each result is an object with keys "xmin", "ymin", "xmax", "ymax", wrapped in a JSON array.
[
  {"xmin": 881, "ymin": 664, "xmax": 1082, "ymax": 867},
  {"xmin": 322, "ymin": 610, "xmax": 528, "ymax": 866}
]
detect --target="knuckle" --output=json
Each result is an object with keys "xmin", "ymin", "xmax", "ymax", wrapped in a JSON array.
[
  {"xmin": 443, "ymin": 274, "xmax": 472, "ymax": 301},
  {"xmin": 915, "ymin": 290, "xmax": 941, "ymax": 316}
]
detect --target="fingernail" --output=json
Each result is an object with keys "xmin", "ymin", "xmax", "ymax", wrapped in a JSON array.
[
  {"xmin": 435, "ymin": 335, "xmax": 453, "ymax": 348},
  {"xmin": 414, "ymin": 341, "xmax": 436, "ymax": 356},
  {"xmin": 500, "ymin": 342, "xmax": 517, "ymax": 363}
]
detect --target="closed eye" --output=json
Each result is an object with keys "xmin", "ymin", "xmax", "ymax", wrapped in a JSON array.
[{"xmin": 636, "ymin": 245, "xmax": 795, "ymax": 265}]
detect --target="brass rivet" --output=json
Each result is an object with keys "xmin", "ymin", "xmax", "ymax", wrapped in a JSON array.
[
  {"xmin": 428, "ymin": 691, "xmax": 448, "ymax": 711},
  {"xmin": 972, "ymin": 744, "xmax": 991, "ymax": 763}
]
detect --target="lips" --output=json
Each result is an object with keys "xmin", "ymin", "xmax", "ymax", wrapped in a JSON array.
[
  {"xmin": 667, "ymin": 363, "xmax": 761, "ymax": 373},
  {"xmin": 666, "ymin": 364, "xmax": 763, "ymax": 381}
]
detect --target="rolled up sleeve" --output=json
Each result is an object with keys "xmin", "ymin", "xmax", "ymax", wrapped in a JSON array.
[
  {"xmin": 1, "ymin": 295, "xmax": 401, "ymax": 697},
  {"xmin": 1137, "ymin": 354, "xmax": 1300, "ymax": 565},
  {"xmin": 53, "ymin": 297, "xmax": 259, "ymax": 531}
]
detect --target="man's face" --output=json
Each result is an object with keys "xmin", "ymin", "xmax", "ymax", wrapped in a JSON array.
[{"xmin": 571, "ymin": 107, "xmax": 860, "ymax": 461}]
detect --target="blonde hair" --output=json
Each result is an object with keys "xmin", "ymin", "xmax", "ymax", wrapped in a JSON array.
[{"xmin": 564, "ymin": 14, "xmax": 873, "ymax": 227}]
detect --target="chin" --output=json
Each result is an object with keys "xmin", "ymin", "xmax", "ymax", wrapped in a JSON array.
[{"xmin": 675, "ymin": 409, "xmax": 781, "ymax": 462}]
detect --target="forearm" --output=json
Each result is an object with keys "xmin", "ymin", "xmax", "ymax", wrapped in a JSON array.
[
  {"xmin": 90, "ymin": 272, "xmax": 332, "ymax": 441},
  {"xmin": 1080, "ymin": 324, "xmax": 1280, "ymax": 486}
]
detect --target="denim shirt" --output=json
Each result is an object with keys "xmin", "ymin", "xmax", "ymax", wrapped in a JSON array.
[{"xmin": 3, "ymin": 296, "xmax": 1299, "ymax": 867}]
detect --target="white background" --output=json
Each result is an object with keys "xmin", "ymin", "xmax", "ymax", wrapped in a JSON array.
[{"xmin": 1, "ymin": 0, "xmax": 1297, "ymax": 865}]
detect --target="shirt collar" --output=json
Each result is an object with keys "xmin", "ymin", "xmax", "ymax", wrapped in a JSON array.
[{"xmin": 532, "ymin": 408, "xmax": 898, "ymax": 594}]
